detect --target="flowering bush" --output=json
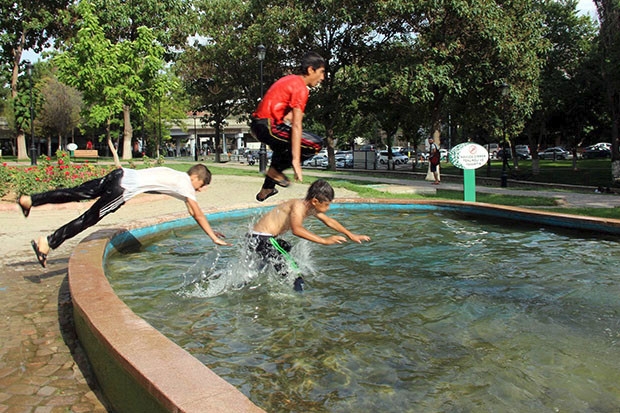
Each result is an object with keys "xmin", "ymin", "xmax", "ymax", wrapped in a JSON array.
[{"xmin": 0, "ymin": 150, "xmax": 115, "ymax": 198}]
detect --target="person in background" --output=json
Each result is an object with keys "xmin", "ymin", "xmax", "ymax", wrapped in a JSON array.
[{"xmin": 428, "ymin": 137, "xmax": 441, "ymax": 185}]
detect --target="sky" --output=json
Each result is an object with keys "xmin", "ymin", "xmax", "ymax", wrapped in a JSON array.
[
  {"xmin": 21, "ymin": 0, "xmax": 599, "ymax": 63},
  {"xmin": 578, "ymin": 0, "xmax": 598, "ymax": 18}
]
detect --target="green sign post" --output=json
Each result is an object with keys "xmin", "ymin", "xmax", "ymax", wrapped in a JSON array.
[{"xmin": 448, "ymin": 143, "xmax": 489, "ymax": 202}]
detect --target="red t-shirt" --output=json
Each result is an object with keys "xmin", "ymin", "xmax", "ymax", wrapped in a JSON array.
[{"xmin": 253, "ymin": 75, "xmax": 309, "ymax": 124}]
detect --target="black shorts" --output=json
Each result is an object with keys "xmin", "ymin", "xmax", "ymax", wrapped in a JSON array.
[{"xmin": 246, "ymin": 232, "xmax": 296, "ymax": 277}]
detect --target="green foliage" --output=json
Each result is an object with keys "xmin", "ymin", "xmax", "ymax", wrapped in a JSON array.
[
  {"xmin": 39, "ymin": 74, "xmax": 83, "ymax": 149},
  {"xmin": 0, "ymin": 150, "xmax": 115, "ymax": 197},
  {"xmin": 594, "ymin": 0, "xmax": 620, "ymax": 165},
  {"xmin": 85, "ymin": 0, "xmax": 197, "ymax": 59},
  {"xmin": 54, "ymin": 1, "xmax": 174, "ymax": 159},
  {"xmin": 0, "ymin": 0, "xmax": 72, "ymax": 83}
]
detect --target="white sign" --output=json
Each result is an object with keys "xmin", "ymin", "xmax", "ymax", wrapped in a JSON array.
[
  {"xmin": 67, "ymin": 143, "xmax": 78, "ymax": 151},
  {"xmin": 449, "ymin": 143, "xmax": 488, "ymax": 170}
]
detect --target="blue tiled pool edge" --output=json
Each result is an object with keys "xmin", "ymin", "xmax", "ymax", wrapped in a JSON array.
[{"xmin": 106, "ymin": 202, "xmax": 620, "ymax": 259}]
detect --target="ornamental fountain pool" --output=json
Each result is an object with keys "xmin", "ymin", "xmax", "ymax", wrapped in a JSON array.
[{"xmin": 99, "ymin": 202, "xmax": 620, "ymax": 412}]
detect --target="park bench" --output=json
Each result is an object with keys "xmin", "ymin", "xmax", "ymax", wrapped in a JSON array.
[{"xmin": 72, "ymin": 149, "xmax": 99, "ymax": 162}]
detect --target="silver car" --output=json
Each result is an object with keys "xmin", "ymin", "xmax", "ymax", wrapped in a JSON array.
[{"xmin": 538, "ymin": 147, "xmax": 572, "ymax": 160}]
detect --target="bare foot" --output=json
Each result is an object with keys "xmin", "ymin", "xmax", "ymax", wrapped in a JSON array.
[
  {"xmin": 37, "ymin": 236, "xmax": 50, "ymax": 255},
  {"xmin": 17, "ymin": 195, "xmax": 32, "ymax": 217},
  {"xmin": 31, "ymin": 236, "xmax": 50, "ymax": 268}
]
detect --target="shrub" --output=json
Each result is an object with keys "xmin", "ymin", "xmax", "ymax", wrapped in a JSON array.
[{"xmin": 0, "ymin": 150, "xmax": 115, "ymax": 197}]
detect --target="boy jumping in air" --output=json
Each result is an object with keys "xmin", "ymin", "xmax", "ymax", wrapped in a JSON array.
[
  {"xmin": 251, "ymin": 51, "xmax": 326, "ymax": 202},
  {"xmin": 246, "ymin": 179, "xmax": 370, "ymax": 291},
  {"xmin": 18, "ymin": 164, "xmax": 230, "ymax": 268}
]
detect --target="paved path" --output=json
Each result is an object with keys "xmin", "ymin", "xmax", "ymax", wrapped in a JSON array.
[{"xmin": 0, "ymin": 170, "xmax": 618, "ymax": 412}]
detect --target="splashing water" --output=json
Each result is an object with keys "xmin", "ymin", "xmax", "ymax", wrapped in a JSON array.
[{"xmin": 176, "ymin": 231, "xmax": 319, "ymax": 299}]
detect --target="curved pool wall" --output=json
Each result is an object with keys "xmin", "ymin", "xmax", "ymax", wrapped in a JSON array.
[{"xmin": 68, "ymin": 199, "xmax": 620, "ymax": 412}]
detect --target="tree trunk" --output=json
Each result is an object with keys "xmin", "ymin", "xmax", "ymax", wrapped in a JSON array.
[
  {"xmin": 214, "ymin": 124, "xmax": 221, "ymax": 163},
  {"xmin": 16, "ymin": 131, "xmax": 29, "ymax": 161},
  {"xmin": 430, "ymin": 89, "xmax": 443, "ymax": 148},
  {"xmin": 11, "ymin": 33, "xmax": 29, "ymax": 161},
  {"xmin": 594, "ymin": 0, "xmax": 620, "ymax": 182},
  {"xmin": 122, "ymin": 105, "xmax": 133, "ymax": 160}
]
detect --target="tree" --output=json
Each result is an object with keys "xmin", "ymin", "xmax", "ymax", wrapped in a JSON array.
[
  {"xmin": 86, "ymin": 0, "xmax": 197, "ymax": 61},
  {"xmin": 522, "ymin": 0, "xmax": 598, "ymax": 174},
  {"xmin": 139, "ymin": 70, "xmax": 189, "ymax": 157},
  {"xmin": 593, "ymin": 0, "xmax": 620, "ymax": 182},
  {"xmin": 176, "ymin": 40, "xmax": 249, "ymax": 163},
  {"xmin": 55, "ymin": 1, "xmax": 171, "ymax": 160},
  {"xmin": 275, "ymin": 0, "xmax": 395, "ymax": 170},
  {"xmin": 1, "ymin": 0, "xmax": 72, "ymax": 160},
  {"xmin": 39, "ymin": 74, "xmax": 83, "ymax": 153},
  {"xmin": 384, "ymin": 0, "xmax": 547, "ymax": 160}
]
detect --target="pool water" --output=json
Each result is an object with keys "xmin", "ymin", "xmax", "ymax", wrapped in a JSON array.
[{"xmin": 105, "ymin": 207, "xmax": 620, "ymax": 412}]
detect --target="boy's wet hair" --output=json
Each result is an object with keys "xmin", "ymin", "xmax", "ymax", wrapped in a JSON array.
[
  {"xmin": 187, "ymin": 164, "xmax": 212, "ymax": 186},
  {"xmin": 305, "ymin": 179, "xmax": 334, "ymax": 202},
  {"xmin": 300, "ymin": 52, "xmax": 325, "ymax": 75}
]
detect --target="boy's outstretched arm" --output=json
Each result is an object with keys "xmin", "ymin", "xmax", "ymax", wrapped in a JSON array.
[
  {"xmin": 290, "ymin": 107, "xmax": 304, "ymax": 182},
  {"xmin": 315, "ymin": 212, "xmax": 371, "ymax": 244},
  {"xmin": 290, "ymin": 203, "xmax": 346, "ymax": 245},
  {"xmin": 185, "ymin": 199, "xmax": 231, "ymax": 246}
]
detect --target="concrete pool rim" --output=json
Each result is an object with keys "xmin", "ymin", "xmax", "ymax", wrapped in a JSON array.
[{"xmin": 68, "ymin": 199, "xmax": 620, "ymax": 412}]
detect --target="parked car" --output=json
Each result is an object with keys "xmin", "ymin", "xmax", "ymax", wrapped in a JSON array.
[
  {"xmin": 485, "ymin": 143, "xmax": 501, "ymax": 159},
  {"xmin": 399, "ymin": 147, "xmax": 417, "ymax": 156},
  {"xmin": 538, "ymin": 147, "xmax": 572, "ymax": 160},
  {"xmin": 303, "ymin": 154, "xmax": 328, "ymax": 167},
  {"xmin": 335, "ymin": 151, "xmax": 353, "ymax": 168},
  {"xmin": 590, "ymin": 142, "xmax": 611, "ymax": 150},
  {"xmin": 497, "ymin": 148, "xmax": 531, "ymax": 160},
  {"xmin": 515, "ymin": 145, "xmax": 531, "ymax": 155},
  {"xmin": 583, "ymin": 146, "xmax": 611, "ymax": 159},
  {"xmin": 377, "ymin": 151, "xmax": 409, "ymax": 165},
  {"xmin": 515, "ymin": 147, "xmax": 532, "ymax": 159}
]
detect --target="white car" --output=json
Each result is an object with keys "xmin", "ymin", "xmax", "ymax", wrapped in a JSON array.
[
  {"xmin": 377, "ymin": 151, "xmax": 409, "ymax": 165},
  {"xmin": 303, "ymin": 154, "xmax": 328, "ymax": 167}
]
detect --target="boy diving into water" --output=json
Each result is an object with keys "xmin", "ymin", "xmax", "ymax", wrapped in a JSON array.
[
  {"xmin": 18, "ymin": 164, "xmax": 230, "ymax": 268},
  {"xmin": 246, "ymin": 179, "xmax": 370, "ymax": 291}
]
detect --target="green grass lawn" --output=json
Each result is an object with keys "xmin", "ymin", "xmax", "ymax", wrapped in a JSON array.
[
  {"xmin": 438, "ymin": 158, "xmax": 614, "ymax": 187},
  {"xmin": 131, "ymin": 160, "xmax": 619, "ymax": 218},
  {"xmin": 4, "ymin": 156, "xmax": 618, "ymax": 219}
]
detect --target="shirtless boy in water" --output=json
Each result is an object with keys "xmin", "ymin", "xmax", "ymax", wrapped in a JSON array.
[{"xmin": 246, "ymin": 179, "xmax": 370, "ymax": 291}]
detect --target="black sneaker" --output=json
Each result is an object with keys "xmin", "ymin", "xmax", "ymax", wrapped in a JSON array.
[{"xmin": 293, "ymin": 276, "xmax": 305, "ymax": 292}]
